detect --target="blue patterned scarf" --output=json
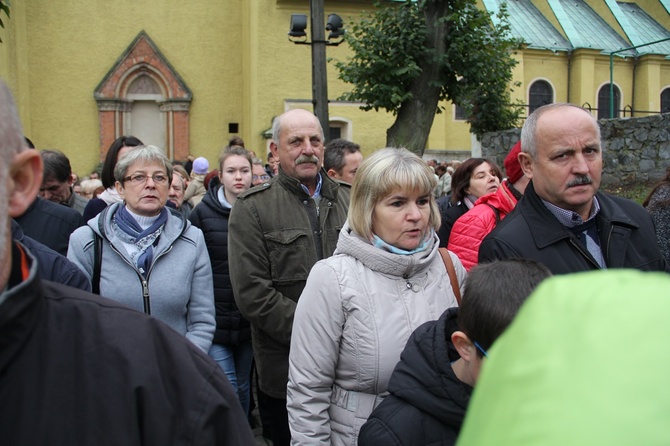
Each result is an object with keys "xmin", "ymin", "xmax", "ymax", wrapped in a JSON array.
[{"xmin": 113, "ymin": 206, "xmax": 169, "ymax": 277}]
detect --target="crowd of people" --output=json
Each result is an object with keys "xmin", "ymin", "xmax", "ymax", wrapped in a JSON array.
[{"xmin": 3, "ymin": 75, "xmax": 670, "ymax": 446}]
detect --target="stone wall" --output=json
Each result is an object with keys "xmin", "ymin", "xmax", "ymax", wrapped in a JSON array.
[{"xmin": 480, "ymin": 114, "xmax": 670, "ymax": 186}]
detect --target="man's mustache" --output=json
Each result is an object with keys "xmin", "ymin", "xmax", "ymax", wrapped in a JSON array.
[
  {"xmin": 567, "ymin": 175, "xmax": 592, "ymax": 187},
  {"xmin": 296, "ymin": 155, "xmax": 319, "ymax": 165}
]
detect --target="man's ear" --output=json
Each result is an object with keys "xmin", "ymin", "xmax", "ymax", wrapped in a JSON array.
[
  {"xmin": 269, "ymin": 141, "xmax": 279, "ymax": 159},
  {"xmin": 327, "ymin": 168, "xmax": 340, "ymax": 179},
  {"xmin": 518, "ymin": 151, "xmax": 534, "ymax": 180},
  {"xmin": 452, "ymin": 331, "xmax": 476, "ymax": 363},
  {"xmin": 8, "ymin": 150, "xmax": 43, "ymax": 218}
]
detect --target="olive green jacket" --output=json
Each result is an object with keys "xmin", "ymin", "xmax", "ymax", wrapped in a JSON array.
[{"xmin": 228, "ymin": 168, "xmax": 350, "ymax": 398}]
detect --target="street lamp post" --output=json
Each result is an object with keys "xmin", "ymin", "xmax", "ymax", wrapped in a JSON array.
[
  {"xmin": 288, "ymin": 1, "xmax": 344, "ymax": 143},
  {"xmin": 310, "ymin": 0, "xmax": 329, "ymax": 140}
]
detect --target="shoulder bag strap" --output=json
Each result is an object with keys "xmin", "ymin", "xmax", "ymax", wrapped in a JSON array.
[
  {"xmin": 438, "ymin": 247, "xmax": 462, "ymax": 305},
  {"xmin": 92, "ymin": 231, "xmax": 103, "ymax": 295}
]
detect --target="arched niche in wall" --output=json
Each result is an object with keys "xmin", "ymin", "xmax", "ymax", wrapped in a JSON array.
[
  {"xmin": 528, "ymin": 79, "xmax": 554, "ymax": 115},
  {"xmin": 94, "ymin": 31, "xmax": 192, "ymax": 161},
  {"xmin": 597, "ymin": 84, "xmax": 621, "ymax": 120}
]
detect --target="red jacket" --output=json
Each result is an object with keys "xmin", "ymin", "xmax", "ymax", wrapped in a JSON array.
[{"xmin": 448, "ymin": 180, "xmax": 518, "ymax": 271}]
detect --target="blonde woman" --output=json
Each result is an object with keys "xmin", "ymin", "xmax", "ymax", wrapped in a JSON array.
[{"xmin": 287, "ymin": 148, "xmax": 467, "ymax": 445}]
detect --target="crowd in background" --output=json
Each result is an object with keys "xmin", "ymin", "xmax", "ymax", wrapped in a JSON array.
[{"xmin": 5, "ymin": 93, "xmax": 670, "ymax": 446}]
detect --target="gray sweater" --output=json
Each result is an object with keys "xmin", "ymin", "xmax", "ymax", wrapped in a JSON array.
[{"xmin": 67, "ymin": 203, "xmax": 215, "ymax": 352}]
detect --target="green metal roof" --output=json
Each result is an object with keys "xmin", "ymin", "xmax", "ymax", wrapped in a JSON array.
[
  {"xmin": 548, "ymin": 0, "xmax": 635, "ymax": 55},
  {"xmin": 482, "ymin": 0, "xmax": 572, "ymax": 51},
  {"xmin": 660, "ymin": 0, "xmax": 670, "ymax": 16},
  {"xmin": 614, "ymin": 1, "xmax": 670, "ymax": 55}
]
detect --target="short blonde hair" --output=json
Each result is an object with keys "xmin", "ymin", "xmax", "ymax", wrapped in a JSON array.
[{"xmin": 348, "ymin": 148, "xmax": 441, "ymax": 240}]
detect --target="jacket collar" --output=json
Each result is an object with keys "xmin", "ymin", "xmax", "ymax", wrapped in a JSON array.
[
  {"xmin": 275, "ymin": 167, "xmax": 342, "ymax": 202},
  {"xmin": 335, "ymin": 222, "xmax": 440, "ymax": 278},
  {"xmin": 521, "ymin": 181, "xmax": 639, "ymax": 249},
  {"xmin": 199, "ymin": 178, "xmax": 231, "ymax": 217},
  {"xmin": 0, "ymin": 244, "xmax": 42, "ymax": 374}
]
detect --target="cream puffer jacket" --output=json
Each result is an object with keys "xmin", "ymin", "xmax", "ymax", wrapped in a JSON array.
[{"xmin": 287, "ymin": 222, "xmax": 467, "ymax": 445}]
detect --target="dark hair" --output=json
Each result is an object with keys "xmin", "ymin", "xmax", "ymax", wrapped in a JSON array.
[
  {"xmin": 458, "ymin": 259, "xmax": 552, "ymax": 357},
  {"xmin": 643, "ymin": 166, "xmax": 670, "ymax": 208},
  {"xmin": 204, "ymin": 170, "xmax": 220, "ymax": 191},
  {"xmin": 450, "ymin": 158, "xmax": 503, "ymax": 205},
  {"xmin": 226, "ymin": 136, "xmax": 245, "ymax": 149},
  {"xmin": 101, "ymin": 135, "xmax": 143, "ymax": 189},
  {"xmin": 324, "ymin": 138, "xmax": 361, "ymax": 173},
  {"xmin": 24, "ymin": 136, "xmax": 35, "ymax": 149},
  {"xmin": 40, "ymin": 149, "xmax": 72, "ymax": 183}
]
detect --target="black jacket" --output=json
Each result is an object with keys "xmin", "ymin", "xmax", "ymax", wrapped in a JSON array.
[
  {"xmin": 359, "ymin": 308, "xmax": 472, "ymax": 446},
  {"xmin": 437, "ymin": 201, "xmax": 468, "ymax": 248},
  {"xmin": 189, "ymin": 178, "xmax": 251, "ymax": 346},
  {"xmin": 0, "ymin": 246, "xmax": 254, "ymax": 445},
  {"xmin": 12, "ymin": 221, "xmax": 90, "ymax": 291},
  {"xmin": 479, "ymin": 181, "xmax": 669, "ymax": 274},
  {"xmin": 15, "ymin": 196, "xmax": 85, "ymax": 256}
]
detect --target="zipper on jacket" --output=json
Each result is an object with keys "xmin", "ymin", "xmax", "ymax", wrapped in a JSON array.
[
  {"xmin": 605, "ymin": 225, "xmax": 614, "ymax": 264},
  {"xmin": 107, "ymin": 243, "xmax": 173, "ymax": 315},
  {"xmin": 142, "ymin": 279, "xmax": 151, "ymax": 314},
  {"xmin": 568, "ymin": 238, "xmax": 601, "ymax": 269}
]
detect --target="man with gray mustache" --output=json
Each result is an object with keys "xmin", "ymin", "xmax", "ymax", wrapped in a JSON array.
[
  {"xmin": 228, "ymin": 109, "xmax": 350, "ymax": 445},
  {"xmin": 479, "ymin": 103, "xmax": 668, "ymax": 274}
]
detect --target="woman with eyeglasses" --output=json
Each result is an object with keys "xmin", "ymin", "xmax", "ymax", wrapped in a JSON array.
[
  {"xmin": 68, "ymin": 145, "xmax": 216, "ymax": 352},
  {"xmin": 189, "ymin": 146, "xmax": 255, "ymax": 415}
]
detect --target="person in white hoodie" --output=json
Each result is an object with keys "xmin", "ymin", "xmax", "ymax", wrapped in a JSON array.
[{"xmin": 287, "ymin": 147, "xmax": 467, "ymax": 445}]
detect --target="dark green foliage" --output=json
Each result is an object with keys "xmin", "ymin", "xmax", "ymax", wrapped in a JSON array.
[{"xmin": 334, "ymin": 0, "xmax": 523, "ymax": 152}]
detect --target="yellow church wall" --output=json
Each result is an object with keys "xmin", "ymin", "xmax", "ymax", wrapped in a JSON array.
[
  {"xmin": 7, "ymin": 1, "xmax": 248, "ymax": 175},
  {"xmin": 0, "ymin": 0, "xmax": 30, "ymax": 138},
  {"xmin": 426, "ymin": 103, "xmax": 473, "ymax": 152},
  {"xmin": 245, "ymin": 0, "xmax": 393, "ymax": 159},
  {"xmin": 510, "ymin": 51, "xmax": 526, "ymax": 105},
  {"xmin": 522, "ymin": 49, "xmax": 570, "ymax": 104},
  {"xmin": 4, "ymin": 0, "xmax": 670, "ymax": 174},
  {"xmin": 635, "ymin": 55, "xmax": 668, "ymax": 116},
  {"xmin": 594, "ymin": 55, "xmax": 633, "ymax": 115}
]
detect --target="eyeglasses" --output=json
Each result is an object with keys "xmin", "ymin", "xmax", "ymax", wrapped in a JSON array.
[
  {"xmin": 474, "ymin": 341, "xmax": 489, "ymax": 358},
  {"xmin": 253, "ymin": 174, "xmax": 271, "ymax": 181},
  {"xmin": 123, "ymin": 173, "xmax": 169, "ymax": 186}
]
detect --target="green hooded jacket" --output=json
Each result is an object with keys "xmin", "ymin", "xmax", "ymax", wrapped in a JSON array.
[{"xmin": 457, "ymin": 270, "xmax": 670, "ymax": 446}]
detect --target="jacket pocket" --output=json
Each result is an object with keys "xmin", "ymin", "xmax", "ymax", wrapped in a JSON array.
[{"xmin": 264, "ymin": 229, "xmax": 311, "ymax": 283}]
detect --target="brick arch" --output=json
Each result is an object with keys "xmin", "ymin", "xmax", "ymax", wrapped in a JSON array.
[{"xmin": 94, "ymin": 31, "xmax": 192, "ymax": 161}]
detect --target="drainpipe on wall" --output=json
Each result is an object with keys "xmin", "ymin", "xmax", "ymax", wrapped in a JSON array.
[
  {"xmin": 567, "ymin": 50, "xmax": 572, "ymax": 103},
  {"xmin": 631, "ymin": 57, "xmax": 637, "ymax": 117}
]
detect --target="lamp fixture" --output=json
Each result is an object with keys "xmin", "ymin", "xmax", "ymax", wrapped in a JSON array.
[{"xmin": 288, "ymin": 13, "xmax": 345, "ymax": 46}]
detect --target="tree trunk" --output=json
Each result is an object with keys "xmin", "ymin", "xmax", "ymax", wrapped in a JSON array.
[{"xmin": 386, "ymin": 0, "xmax": 450, "ymax": 157}]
